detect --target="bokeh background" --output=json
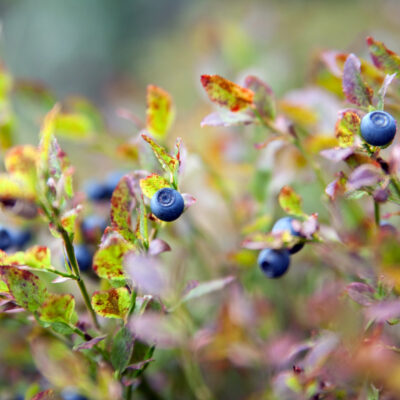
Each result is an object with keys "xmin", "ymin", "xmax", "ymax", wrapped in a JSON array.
[{"xmin": 2, "ymin": 0, "xmax": 400, "ymax": 399}]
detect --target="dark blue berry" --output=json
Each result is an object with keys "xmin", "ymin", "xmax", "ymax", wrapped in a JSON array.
[
  {"xmin": 85, "ymin": 180, "xmax": 111, "ymax": 201},
  {"xmin": 272, "ymin": 217, "xmax": 304, "ymax": 254},
  {"xmin": 81, "ymin": 215, "xmax": 107, "ymax": 243},
  {"xmin": 71, "ymin": 244, "xmax": 93, "ymax": 272},
  {"xmin": 104, "ymin": 171, "xmax": 126, "ymax": 197},
  {"xmin": 0, "ymin": 226, "xmax": 12, "ymax": 251},
  {"xmin": 10, "ymin": 229, "xmax": 32, "ymax": 249},
  {"xmin": 257, "ymin": 248, "xmax": 290, "ymax": 278},
  {"xmin": 62, "ymin": 390, "xmax": 88, "ymax": 400},
  {"xmin": 150, "ymin": 188, "xmax": 184, "ymax": 222},
  {"xmin": 360, "ymin": 111, "xmax": 397, "ymax": 147}
]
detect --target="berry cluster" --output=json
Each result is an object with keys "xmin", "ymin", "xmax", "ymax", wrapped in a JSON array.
[{"xmin": 257, "ymin": 217, "xmax": 304, "ymax": 278}]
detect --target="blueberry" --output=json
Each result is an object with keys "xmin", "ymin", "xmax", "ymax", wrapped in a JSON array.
[
  {"xmin": 81, "ymin": 215, "xmax": 107, "ymax": 243},
  {"xmin": 272, "ymin": 217, "xmax": 304, "ymax": 254},
  {"xmin": 360, "ymin": 111, "xmax": 397, "ymax": 147},
  {"xmin": 61, "ymin": 390, "xmax": 88, "ymax": 400},
  {"xmin": 85, "ymin": 180, "xmax": 111, "ymax": 201},
  {"xmin": 72, "ymin": 244, "xmax": 93, "ymax": 272},
  {"xmin": 0, "ymin": 226, "xmax": 12, "ymax": 251},
  {"xmin": 257, "ymin": 248, "xmax": 290, "ymax": 278},
  {"xmin": 104, "ymin": 171, "xmax": 126, "ymax": 196},
  {"xmin": 10, "ymin": 229, "xmax": 32, "ymax": 249},
  {"xmin": 150, "ymin": 188, "xmax": 184, "ymax": 222}
]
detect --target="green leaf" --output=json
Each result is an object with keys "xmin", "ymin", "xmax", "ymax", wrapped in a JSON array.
[
  {"xmin": 37, "ymin": 105, "xmax": 74, "ymax": 205},
  {"xmin": 137, "ymin": 195, "xmax": 149, "ymax": 247},
  {"xmin": 0, "ymin": 266, "xmax": 48, "ymax": 312},
  {"xmin": 278, "ymin": 186, "xmax": 304, "ymax": 217},
  {"xmin": 335, "ymin": 110, "xmax": 360, "ymax": 147},
  {"xmin": 5, "ymin": 145, "xmax": 38, "ymax": 192},
  {"xmin": 180, "ymin": 276, "xmax": 235, "ymax": 305},
  {"xmin": 367, "ymin": 36, "xmax": 400, "ymax": 75},
  {"xmin": 0, "ymin": 173, "xmax": 36, "ymax": 201},
  {"xmin": 93, "ymin": 232, "xmax": 134, "ymax": 281},
  {"xmin": 140, "ymin": 173, "xmax": 170, "ymax": 198},
  {"xmin": 111, "ymin": 326, "xmax": 134, "ymax": 374},
  {"xmin": 55, "ymin": 112, "xmax": 95, "ymax": 140},
  {"xmin": 244, "ymin": 75, "xmax": 276, "ymax": 120},
  {"xmin": 39, "ymin": 293, "xmax": 77, "ymax": 325},
  {"xmin": 91, "ymin": 287, "xmax": 131, "ymax": 319},
  {"xmin": 141, "ymin": 132, "xmax": 179, "ymax": 182},
  {"xmin": 2, "ymin": 246, "xmax": 53, "ymax": 270},
  {"xmin": 342, "ymin": 54, "xmax": 373, "ymax": 107},
  {"xmin": 200, "ymin": 74, "xmax": 254, "ymax": 112},
  {"xmin": 110, "ymin": 174, "xmax": 136, "ymax": 243},
  {"xmin": 59, "ymin": 206, "xmax": 81, "ymax": 237},
  {"xmin": 146, "ymin": 85, "xmax": 175, "ymax": 139}
]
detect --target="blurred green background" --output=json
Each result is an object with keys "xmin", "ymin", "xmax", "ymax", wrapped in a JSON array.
[{"xmin": 1, "ymin": 0, "xmax": 400, "ymax": 107}]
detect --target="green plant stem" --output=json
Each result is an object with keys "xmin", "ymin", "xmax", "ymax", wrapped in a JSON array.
[
  {"xmin": 374, "ymin": 200, "xmax": 380, "ymax": 226},
  {"xmin": 390, "ymin": 176, "xmax": 400, "ymax": 199},
  {"xmin": 45, "ymin": 268, "xmax": 78, "ymax": 280},
  {"xmin": 59, "ymin": 227, "xmax": 100, "ymax": 330}
]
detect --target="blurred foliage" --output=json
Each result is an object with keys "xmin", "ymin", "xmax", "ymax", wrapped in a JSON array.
[{"xmin": 1, "ymin": 1, "xmax": 400, "ymax": 400}]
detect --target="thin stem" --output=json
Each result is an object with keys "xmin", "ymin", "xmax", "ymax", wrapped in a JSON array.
[
  {"xmin": 390, "ymin": 176, "xmax": 400, "ymax": 199},
  {"xmin": 45, "ymin": 268, "xmax": 78, "ymax": 280},
  {"xmin": 59, "ymin": 227, "xmax": 100, "ymax": 330},
  {"xmin": 374, "ymin": 200, "xmax": 380, "ymax": 226}
]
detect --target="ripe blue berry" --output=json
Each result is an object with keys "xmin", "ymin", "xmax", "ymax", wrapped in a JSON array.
[
  {"xmin": 10, "ymin": 229, "xmax": 32, "ymax": 249},
  {"xmin": 85, "ymin": 180, "xmax": 111, "ymax": 201},
  {"xmin": 360, "ymin": 111, "xmax": 397, "ymax": 147},
  {"xmin": 81, "ymin": 215, "xmax": 107, "ymax": 243},
  {"xmin": 74, "ymin": 244, "xmax": 93, "ymax": 272},
  {"xmin": 150, "ymin": 188, "xmax": 184, "ymax": 222},
  {"xmin": 272, "ymin": 217, "xmax": 304, "ymax": 254},
  {"xmin": 257, "ymin": 248, "xmax": 290, "ymax": 278},
  {"xmin": 0, "ymin": 226, "xmax": 12, "ymax": 251},
  {"xmin": 104, "ymin": 171, "xmax": 126, "ymax": 196}
]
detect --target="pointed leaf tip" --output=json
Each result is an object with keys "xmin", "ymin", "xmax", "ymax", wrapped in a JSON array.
[{"xmin": 200, "ymin": 74, "xmax": 254, "ymax": 112}]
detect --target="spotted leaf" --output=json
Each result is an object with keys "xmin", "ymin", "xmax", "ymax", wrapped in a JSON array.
[
  {"xmin": 140, "ymin": 173, "xmax": 170, "ymax": 198},
  {"xmin": 367, "ymin": 36, "xmax": 400, "ymax": 75},
  {"xmin": 0, "ymin": 266, "xmax": 48, "ymax": 312},
  {"xmin": 110, "ymin": 174, "xmax": 137, "ymax": 243},
  {"xmin": 146, "ymin": 85, "xmax": 175, "ymax": 139},
  {"xmin": 200, "ymin": 74, "xmax": 254, "ymax": 112},
  {"xmin": 141, "ymin": 132, "xmax": 179, "ymax": 180},
  {"xmin": 93, "ymin": 232, "xmax": 134, "ymax": 281},
  {"xmin": 335, "ymin": 110, "xmax": 360, "ymax": 147},
  {"xmin": 39, "ymin": 293, "xmax": 77, "ymax": 325},
  {"xmin": 278, "ymin": 186, "xmax": 304, "ymax": 217},
  {"xmin": 342, "ymin": 54, "xmax": 373, "ymax": 107},
  {"xmin": 91, "ymin": 287, "xmax": 131, "ymax": 320},
  {"xmin": 244, "ymin": 75, "xmax": 275, "ymax": 120}
]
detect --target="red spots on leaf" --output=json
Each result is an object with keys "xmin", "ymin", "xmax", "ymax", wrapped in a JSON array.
[{"xmin": 200, "ymin": 74, "xmax": 254, "ymax": 112}]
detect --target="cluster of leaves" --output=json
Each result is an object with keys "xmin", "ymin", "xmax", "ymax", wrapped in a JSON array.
[
  {"xmin": 0, "ymin": 81, "xmax": 237, "ymax": 399},
  {"xmin": 3, "ymin": 34, "xmax": 400, "ymax": 400},
  {"xmin": 197, "ymin": 36, "xmax": 400, "ymax": 399}
]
